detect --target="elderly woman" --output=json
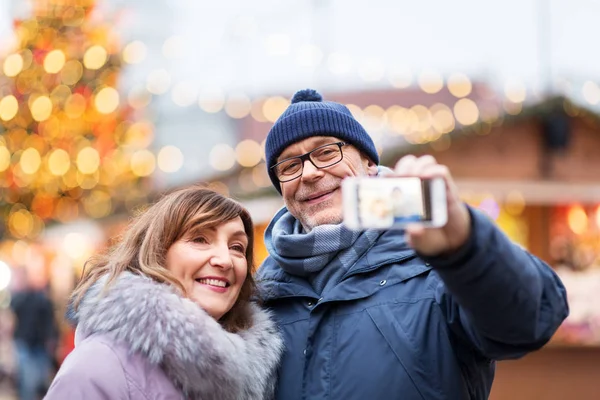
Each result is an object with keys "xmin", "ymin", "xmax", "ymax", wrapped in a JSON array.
[{"xmin": 45, "ymin": 187, "xmax": 283, "ymax": 400}]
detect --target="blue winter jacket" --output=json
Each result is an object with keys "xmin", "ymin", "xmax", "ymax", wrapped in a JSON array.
[{"xmin": 256, "ymin": 208, "xmax": 568, "ymax": 400}]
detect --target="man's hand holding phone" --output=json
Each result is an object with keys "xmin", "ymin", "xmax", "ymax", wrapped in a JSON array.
[{"xmin": 393, "ymin": 155, "xmax": 471, "ymax": 257}]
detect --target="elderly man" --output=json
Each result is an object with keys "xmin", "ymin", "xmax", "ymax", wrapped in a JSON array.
[{"xmin": 256, "ymin": 89, "xmax": 568, "ymax": 400}]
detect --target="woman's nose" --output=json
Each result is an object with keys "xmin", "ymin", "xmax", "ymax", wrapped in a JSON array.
[{"xmin": 209, "ymin": 245, "xmax": 233, "ymax": 269}]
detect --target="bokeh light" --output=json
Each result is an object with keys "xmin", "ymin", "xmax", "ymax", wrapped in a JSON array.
[
  {"xmin": 94, "ymin": 87, "xmax": 120, "ymax": 114},
  {"xmin": 430, "ymin": 103, "xmax": 455, "ymax": 134},
  {"xmin": 252, "ymin": 163, "xmax": 272, "ymax": 187},
  {"xmin": 504, "ymin": 80, "xmax": 527, "ymax": 103},
  {"xmin": 44, "ymin": 49, "xmax": 66, "ymax": 73},
  {"xmin": 346, "ymin": 104, "xmax": 364, "ymax": 122},
  {"xmin": 453, "ymin": 98, "xmax": 479, "ymax": 125},
  {"xmin": 236, "ymin": 140, "xmax": 262, "ymax": 167},
  {"xmin": 83, "ymin": 45, "xmax": 108, "ymax": 70},
  {"xmin": 0, "ymin": 261, "xmax": 12, "ymax": 291},
  {"xmin": 123, "ymin": 41, "xmax": 147, "ymax": 64},
  {"xmin": 0, "ymin": 146, "xmax": 10, "ymax": 171},
  {"xmin": 9, "ymin": 209, "xmax": 34, "ymax": 238},
  {"xmin": 0, "ymin": 96, "xmax": 18, "ymax": 121},
  {"xmin": 48, "ymin": 149, "xmax": 71, "ymax": 176},
  {"xmin": 3, "ymin": 53, "xmax": 24, "ymax": 77},
  {"xmin": 171, "ymin": 82, "xmax": 198, "ymax": 107},
  {"xmin": 83, "ymin": 190, "xmax": 112, "ymax": 219},
  {"xmin": 62, "ymin": 232, "xmax": 89, "ymax": 259},
  {"xmin": 199, "ymin": 87, "xmax": 226, "ymax": 113},
  {"xmin": 225, "ymin": 93, "xmax": 252, "ymax": 119},
  {"xmin": 447, "ymin": 73, "xmax": 472, "ymax": 98},
  {"xmin": 60, "ymin": 60, "xmax": 83, "ymax": 85},
  {"xmin": 210, "ymin": 144, "xmax": 235, "ymax": 171},
  {"xmin": 582, "ymin": 81, "xmax": 600, "ymax": 105},
  {"xmin": 19, "ymin": 148, "xmax": 41, "ymax": 174},
  {"xmin": 130, "ymin": 150, "xmax": 156, "ymax": 177},
  {"xmin": 478, "ymin": 197, "xmax": 500, "ymax": 220},
  {"xmin": 146, "ymin": 69, "xmax": 171, "ymax": 94},
  {"xmin": 418, "ymin": 70, "xmax": 444, "ymax": 94},
  {"xmin": 157, "ymin": 146, "xmax": 184, "ymax": 173},
  {"xmin": 76, "ymin": 147, "xmax": 100, "ymax": 174},
  {"xmin": 30, "ymin": 96, "xmax": 53, "ymax": 121},
  {"xmin": 567, "ymin": 205, "xmax": 588, "ymax": 235},
  {"xmin": 263, "ymin": 96, "xmax": 289, "ymax": 122},
  {"xmin": 125, "ymin": 121, "xmax": 154, "ymax": 148},
  {"xmin": 250, "ymin": 98, "xmax": 267, "ymax": 122}
]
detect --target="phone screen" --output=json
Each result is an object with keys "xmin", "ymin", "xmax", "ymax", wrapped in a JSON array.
[{"xmin": 355, "ymin": 177, "xmax": 434, "ymax": 228}]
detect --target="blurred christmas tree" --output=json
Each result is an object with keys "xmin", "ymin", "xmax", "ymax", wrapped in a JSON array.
[{"xmin": 0, "ymin": 0, "xmax": 154, "ymax": 240}]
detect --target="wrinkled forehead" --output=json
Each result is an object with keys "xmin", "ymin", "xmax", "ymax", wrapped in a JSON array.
[{"xmin": 278, "ymin": 135, "xmax": 341, "ymax": 161}]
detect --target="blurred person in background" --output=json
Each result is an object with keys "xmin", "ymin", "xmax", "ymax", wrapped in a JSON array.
[
  {"xmin": 256, "ymin": 89, "xmax": 569, "ymax": 399},
  {"xmin": 45, "ymin": 187, "xmax": 283, "ymax": 400},
  {"xmin": 10, "ymin": 268, "xmax": 57, "ymax": 400}
]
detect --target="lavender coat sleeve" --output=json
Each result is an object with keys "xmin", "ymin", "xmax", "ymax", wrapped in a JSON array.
[
  {"xmin": 425, "ymin": 207, "xmax": 569, "ymax": 360},
  {"xmin": 45, "ymin": 337, "xmax": 130, "ymax": 400}
]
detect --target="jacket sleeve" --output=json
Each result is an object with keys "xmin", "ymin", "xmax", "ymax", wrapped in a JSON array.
[
  {"xmin": 423, "ymin": 207, "xmax": 569, "ymax": 360},
  {"xmin": 45, "ymin": 338, "xmax": 130, "ymax": 400}
]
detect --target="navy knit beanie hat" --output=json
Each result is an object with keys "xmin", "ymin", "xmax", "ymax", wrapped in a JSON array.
[{"xmin": 265, "ymin": 89, "xmax": 379, "ymax": 193}]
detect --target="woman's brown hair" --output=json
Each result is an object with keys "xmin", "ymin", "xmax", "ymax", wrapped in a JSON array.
[{"xmin": 71, "ymin": 186, "xmax": 256, "ymax": 333}]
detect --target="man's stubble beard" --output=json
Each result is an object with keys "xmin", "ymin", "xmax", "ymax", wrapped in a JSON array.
[
  {"xmin": 298, "ymin": 198, "xmax": 343, "ymax": 232},
  {"xmin": 291, "ymin": 177, "xmax": 346, "ymax": 232}
]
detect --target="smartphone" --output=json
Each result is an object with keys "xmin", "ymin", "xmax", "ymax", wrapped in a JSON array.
[{"xmin": 342, "ymin": 176, "xmax": 447, "ymax": 230}]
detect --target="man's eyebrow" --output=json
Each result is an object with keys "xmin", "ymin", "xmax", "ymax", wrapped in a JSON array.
[{"xmin": 278, "ymin": 137, "xmax": 334, "ymax": 160}]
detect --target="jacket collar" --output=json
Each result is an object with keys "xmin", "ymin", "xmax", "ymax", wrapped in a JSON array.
[
  {"xmin": 75, "ymin": 272, "xmax": 283, "ymax": 400},
  {"xmin": 257, "ymin": 229, "xmax": 431, "ymax": 302}
]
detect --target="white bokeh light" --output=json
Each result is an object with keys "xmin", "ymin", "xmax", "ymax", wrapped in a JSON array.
[{"xmin": 0, "ymin": 261, "xmax": 12, "ymax": 290}]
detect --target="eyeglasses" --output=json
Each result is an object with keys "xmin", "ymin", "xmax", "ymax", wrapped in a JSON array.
[{"xmin": 271, "ymin": 142, "xmax": 348, "ymax": 183}]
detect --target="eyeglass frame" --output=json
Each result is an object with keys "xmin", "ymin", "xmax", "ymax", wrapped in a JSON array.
[{"xmin": 270, "ymin": 141, "xmax": 349, "ymax": 183}]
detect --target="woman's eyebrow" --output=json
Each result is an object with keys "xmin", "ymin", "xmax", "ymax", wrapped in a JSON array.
[{"xmin": 230, "ymin": 231, "xmax": 249, "ymax": 241}]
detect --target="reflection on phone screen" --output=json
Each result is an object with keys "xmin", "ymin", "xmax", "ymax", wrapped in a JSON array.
[{"xmin": 357, "ymin": 178, "xmax": 433, "ymax": 228}]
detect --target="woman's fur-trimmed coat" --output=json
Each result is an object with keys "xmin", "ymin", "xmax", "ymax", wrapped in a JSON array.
[{"xmin": 45, "ymin": 272, "xmax": 284, "ymax": 400}]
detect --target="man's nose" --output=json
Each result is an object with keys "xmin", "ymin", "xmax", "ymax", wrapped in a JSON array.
[{"xmin": 300, "ymin": 159, "xmax": 323, "ymax": 182}]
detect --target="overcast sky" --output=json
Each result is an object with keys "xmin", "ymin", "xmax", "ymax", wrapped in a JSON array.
[{"xmin": 0, "ymin": 0, "xmax": 598, "ymax": 101}]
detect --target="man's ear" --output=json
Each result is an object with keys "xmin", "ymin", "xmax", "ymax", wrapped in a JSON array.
[{"xmin": 366, "ymin": 157, "xmax": 378, "ymax": 176}]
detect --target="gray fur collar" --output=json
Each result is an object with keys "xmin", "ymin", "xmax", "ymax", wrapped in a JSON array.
[{"xmin": 75, "ymin": 272, "xmax": 283, "ymax": 400}]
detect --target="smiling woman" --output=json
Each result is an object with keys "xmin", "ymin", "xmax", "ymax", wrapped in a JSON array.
[
  {"xmin": 44, "ymin": 186, "xmax": 283, "ymax": 400},
  {"xmin": 165, "ymin": 217, "xmax": 250, "ymax": 321}
]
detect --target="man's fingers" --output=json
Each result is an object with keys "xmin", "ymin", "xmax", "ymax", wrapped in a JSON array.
[
  {"xmin": 410, "ymin": 155, "xmax": 438, "ymax": 176},
  {"xmin": 419, "ymin": 163, "xmax": 450, "ymax": 179},
  {"xmin": 393, "ymin": 154, "xmax": 417, "ymax": 175},
  {"xmin": 394, "ymin": 155, "xmax": 439, "ymax": 176},
  {"xmin": 404, "ymin": 224, "xmax": 425, "ymax": 248}
]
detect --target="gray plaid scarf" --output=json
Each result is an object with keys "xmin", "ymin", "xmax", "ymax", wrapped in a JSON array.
[{"xmin": 264, "ymin": 207, "xmax": 382, "ymax": 295}]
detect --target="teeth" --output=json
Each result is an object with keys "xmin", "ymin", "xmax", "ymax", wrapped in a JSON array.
[{"xmin": 198, "ymin": 278, "xmax": 227, "ymax": 288}]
